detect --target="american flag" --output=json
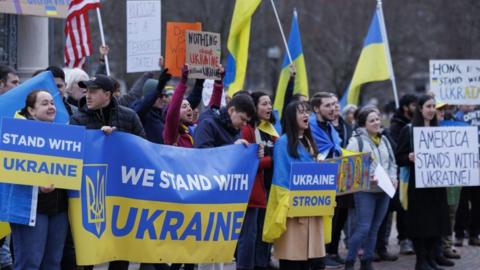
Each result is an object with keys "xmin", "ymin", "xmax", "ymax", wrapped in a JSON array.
[{"xmin": 64, "ymin": 0, "xmax": 101, "ymax": 68}]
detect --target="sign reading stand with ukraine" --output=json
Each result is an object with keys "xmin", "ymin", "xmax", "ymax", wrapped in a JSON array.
[
  {"xmin": 287, "ymin": 162, "xmax": 338, "ymax": 217},
  {"xmin": 0, "ymin": 118, "xmax": 85, "ymax": 190},
  {"xmin": 69, "ymin": 130, "xmax": 259, "ymax": 264}
]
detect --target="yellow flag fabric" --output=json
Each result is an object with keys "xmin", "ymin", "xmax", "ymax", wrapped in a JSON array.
[
  {"xmin": 258, "ymin": 120, "xmax": 279, "ymax": 138},
  {"xmin": 342, "ymin": 10, "xmax": 390, "ymax": 106},
  {"xmin": 0, "ymin": 222, "xmax": 10, "ymax": 239},
  {"xmin": 224, "ymin": 0, "xmax": 261, "ymax": 96}
]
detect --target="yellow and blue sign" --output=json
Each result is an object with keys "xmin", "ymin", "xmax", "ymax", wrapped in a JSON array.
[
  {"xmin": 331, "ymin": 152, "xmax": 371, "ymax": 195},
  {"xmin": 69, "ymin": 130, "xmax": 259, "ymax": 264},
  {"xmin": 0, "ymin": 118, "xmax": 85, "ymax": 190},
  {"xmin": 287, "ymin": 162, "xmax": 338, "ymax": 217}
]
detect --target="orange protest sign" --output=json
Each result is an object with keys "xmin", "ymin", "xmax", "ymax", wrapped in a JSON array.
[{"xmin": 165, "ymin": 22, "xmax": 202, "ymax": 77}]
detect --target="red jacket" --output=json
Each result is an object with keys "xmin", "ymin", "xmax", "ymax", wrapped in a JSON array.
[{"xmin": 241, "ymin": 124, "xmax": 277, "ymax": 208}]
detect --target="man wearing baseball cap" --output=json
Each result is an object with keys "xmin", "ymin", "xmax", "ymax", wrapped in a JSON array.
[{"xmin": 70, "ymin": 75, "xmax": 144, "ymax": 270}]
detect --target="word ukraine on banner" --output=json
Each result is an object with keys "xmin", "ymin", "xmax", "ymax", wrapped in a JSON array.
[
  {"xmin": 329, "ymin": 152, "xmax": 371, "ymax": 195},
  {"xmin": 69, "ymin": 131, "xmax": 258, "ymax": 264},
  {"xmin": 0, "ymin": 118, "xmax": 85, "ymax": 190},
  {"xmin": 186, "ymin": 30, "xmax": 221, "ymax": 80},
  {"xmin": 414, "ymin": 126, "xmax": 480, "ymax": 188},
  {"xmin": 430, "ymin": 60, "xmax": 480, "ymax": 105},
  {"xmin": 288, "ymin": 162, "xmax": 338, "ymax": 217}
]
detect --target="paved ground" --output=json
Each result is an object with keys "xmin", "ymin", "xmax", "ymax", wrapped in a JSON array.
[{"xmin": 96, "ymin": 226, "xmax": 480, "ymax": 270}]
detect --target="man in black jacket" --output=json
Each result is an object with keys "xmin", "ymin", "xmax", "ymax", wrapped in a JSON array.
[
  {"xmin": 70, "ymin": 74, "xmax": 145, "ymax": 270},
  {"xmin": 70, "ymin": 74, "xmax": 145, "ymax": 138}
]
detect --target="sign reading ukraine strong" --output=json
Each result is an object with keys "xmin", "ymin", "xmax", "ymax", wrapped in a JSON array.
[
  {"xmin": 0, "ymin": 118, "xmax": 85, "ymax": 190},
  {"xmin": 69, "ymin": 130, "xmax": 259, "ymax": 265},
  {"xmin": 288, "ymin": 162, "xmax": 338, "ymax": 217}
]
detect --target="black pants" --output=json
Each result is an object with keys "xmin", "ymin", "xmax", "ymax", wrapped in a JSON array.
[
  {"xmin": 170, "ymin": 264, "xmax": 194, "ymax": 270},
  {"xmin": 325, "ymin": 207, "xmax": 349, "ymax": 254},
  {"xmin": 279, "ymin": 260, "xmax": 308, "ymax": 270},
  {"xmin": 411, "ymin": 237, "xmax": 439, "ymax": 266},
  {"xmin": 454, "ymin": 186, "xmax": 480, "ymax": 238},
  {"xmin": 83, "ymin": 261, "xmax": 129, "ymax": 270}
]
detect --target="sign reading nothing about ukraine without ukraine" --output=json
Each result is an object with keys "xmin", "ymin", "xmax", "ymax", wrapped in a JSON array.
[
  {"xmin": 0, "ymin": 118, "xmax": 85, "ymax": 190},
  {"xmin": 287, "ymin": 162, "xmax": 338, "ymax": 217},
  {"xmin": 69, "ymin": 130, "xmax": 258, "ymax": 265}
]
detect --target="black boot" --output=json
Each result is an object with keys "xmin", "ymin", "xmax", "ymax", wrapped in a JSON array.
[
  {"xmin": 360, "ymin": 259, "xmax": 374, "ymax": 270},
  {"xmin": 435, "ymin": 256, "xmax": 454, "ymax": 267},
  {"xmin": 344, "ymin": 260, "xmax": 355, "ymax": 270},
  {"xmin": 415, "ymin": 260, "xmax": 434, "ymax": 270}
]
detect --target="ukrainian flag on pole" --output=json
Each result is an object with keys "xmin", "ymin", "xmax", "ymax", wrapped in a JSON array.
[
  {"xmin": 340, "ymin": 4, "xmax": 395, "ymax": 107},
  {"xmin": 224, "ymin": 0, "xmax": 262, "ymax": 97},
  {"xmin": 273, "ymin": 9, "xmax": 308, "ymax": 116}
]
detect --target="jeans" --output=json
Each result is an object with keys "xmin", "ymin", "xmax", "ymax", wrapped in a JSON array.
[
  {"xmin": 236, "ymin": 207, "xmax": 270, "ymax": 269},
  {"xmin": 347, "ymin": 192, "xmax": 389, "ymax": 261},
  {"xmin": 11, "ymin": 212, "xmax": 68, "ymax": 270},
  {"xmin": 0, "ymin": 236, "xmax": 12, "ymax": 268}
]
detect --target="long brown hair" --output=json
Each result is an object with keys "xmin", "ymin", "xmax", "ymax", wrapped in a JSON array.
[{"xmin": 19, "ymin": 90, "xmax": 47, "ymax": 119}]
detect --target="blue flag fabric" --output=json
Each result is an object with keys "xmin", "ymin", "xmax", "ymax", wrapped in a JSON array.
[
  {"xmin": 308, "ymin": 114, "xmax": 342, "ymax": 158},
  {"xmin": 0, "ymin": 71, "xmax": 69, "ymax": 225}
]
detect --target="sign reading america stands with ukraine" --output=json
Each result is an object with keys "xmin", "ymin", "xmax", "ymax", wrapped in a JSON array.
[
  {"xmin": 69, "ymin": 130, "xmax": 259, "ymax": 264},
  {"xmin": 0, "ymin": 118, "xmax": 85, "ymax": 190}
]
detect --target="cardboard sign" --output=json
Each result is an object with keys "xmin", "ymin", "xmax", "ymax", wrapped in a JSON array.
[
  {"xmin": 186, "ymin": 30, "xmax": 221, "ymax": 80},
  {"xmin": 430, "ymin": 60, "xmax": 480, "ymax": 105},
  {"xmin": 328, "ymin": 153, "xmax": 371, "ymax": 195},
  {"xmin": 165, "ymin": 22, "xmax": 202, "ymax": 77},
  {"xmin": 287, "ymin": 162, "xmax": 337, "ymax": 217},
  {"xmin": 413, "ymin": 126, "xmax": 480, "ymax": 188},
  {"xmin": 126, "ymin": 0, "xmax": 162, "ymax": 73},
  {"xmin": 0, "ymin": 118, "xmax": 85, "ymax": 190}
]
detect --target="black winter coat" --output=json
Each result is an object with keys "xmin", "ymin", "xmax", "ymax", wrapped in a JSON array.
[
  {"xmin": 70, "ymin": 97, "xmax": 145, "ymax": 138},
  {"xmin": 396, "ymin": 125, "xmax": 450, "ymax": 238}
]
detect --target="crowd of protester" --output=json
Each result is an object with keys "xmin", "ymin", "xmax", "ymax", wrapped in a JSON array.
[{"xmin": 0, "ymin": 44, "xmax": 479, "ymax": 270}]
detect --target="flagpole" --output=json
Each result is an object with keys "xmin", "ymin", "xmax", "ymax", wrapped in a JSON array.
[
  {"xmin": 269, "ymin": 0, "xmax": 293, "ymax": 65},
  {"xmin": 377, "ymin": 0, "xmax": 399, "ymax": 108},
  {"xmin": 159, "ymin": 0, "xmax": 162, "ymax": 63},
  {"xmin": 96, "ymin": 8, "xmax": 110, "ymax": 76}
]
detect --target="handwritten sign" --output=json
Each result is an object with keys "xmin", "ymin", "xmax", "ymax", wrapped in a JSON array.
[
  {"xmin": 165, "ymin": 22, "xmax": 202, "ymax": 77},
  {"xmin": 0, "ymin": 118, "xmax": 85, "ymax": 190},
  {"xmin": 126, "ymin": 0, "xmax": 161, "ymax": 73},
  {"xmin": 328, "ymin": 153, "xmax": 371, "ymax": 195},
  {"xmin": 430, "ymin": 60, "xmax": 480, "ymax": 105},
  {"xmin": 413, "ymin": 126, "xmax": 480, "ymax": 188},
  {"xmin": 186, "ymin": 30, "xmax": 221, "ymax": 80},
  {"xmin": 287, "ymin": 162, "xmax": 338, "ymax": 217}
]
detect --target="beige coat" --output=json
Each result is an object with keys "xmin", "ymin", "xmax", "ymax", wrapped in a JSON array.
[{"xmin": 273, "ymin": 216, "xmax": 326, "ymax": 260}]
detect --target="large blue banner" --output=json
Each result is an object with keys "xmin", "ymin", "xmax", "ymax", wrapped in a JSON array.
[{"xmin": 69, "ymin": 130, "xmax": 259, "ymax": 264}]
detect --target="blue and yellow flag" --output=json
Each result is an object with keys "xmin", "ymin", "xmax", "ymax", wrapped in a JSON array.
[
  {"xmin": 340, "ymin": 8, "xmax": 390, "ymax": 106},
  {"xmin": 273, "ymin": 9, "xmax": 308, "ymax": 116},
  {"xmin": 224, "ymin": 0, "xmax": 261, "ymax": 96}
]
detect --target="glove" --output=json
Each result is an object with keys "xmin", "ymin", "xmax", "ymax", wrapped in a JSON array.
[
  {"xmin": 181, "ymin": 65, "xmax": 189, "ymax": 83},
  {"xmin": 156, "ymin": 68, "xmax": 172, "ymax": 93}
]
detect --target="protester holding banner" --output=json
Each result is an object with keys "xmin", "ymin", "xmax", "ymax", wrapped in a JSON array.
[
  {"xmin": 263, "ymin": 100, "xmax": 326, "ymax": 270},
  {"xmin": 344, "ymin": 106, "xmax": 397, "ymax": 270},
  {"xmin": 236, "ymin": 91, "xmax": 278, "ymax": 270},
  {"xmin": 396, "ymin": 95, "xmax": 450, "ymax": 270},
  {"xmin": 9, "ymin": 90, "xmax": 68, "ymax": 270},
  {"xmin": 70, "ymin": 74, "xmax": 145, "ymax": 270}
]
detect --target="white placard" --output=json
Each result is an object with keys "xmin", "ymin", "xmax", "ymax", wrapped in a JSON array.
[
  {"xmin": 127, "ymin": 0, "xmax": 161, "ymax": 73},
  {"xmin": 430, "ymin": 60, "xmax": 480, "ymax": 105},
  {"xmin": 413, "ymin": 126, "xmax": 480, "ymax": 188},
  {"xmin": 374, "ymin": 164, "xmax": 396, "ymax": 198}
]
